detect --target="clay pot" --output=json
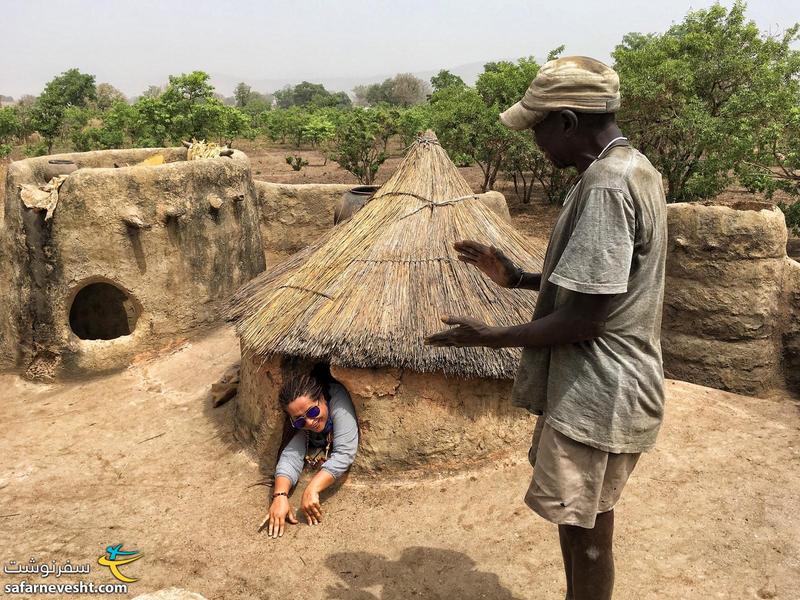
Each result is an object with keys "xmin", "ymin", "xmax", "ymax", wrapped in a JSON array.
[
  {"xmin": 334, "ymin": 185, "xmax": 380, "ymax": 224},
  {"xmin": 43, "ymin": 159, "xmax": 77, "ymax": 180}
]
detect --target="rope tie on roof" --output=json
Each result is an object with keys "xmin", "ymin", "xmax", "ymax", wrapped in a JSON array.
[
  {"xmin": 403, "ymin": 135, "xmax": 441, "ymax": 152},
  {"xmin": 371, "ymin": 191, "xmax": 481, "ymax": 218},
  {"xmin": 397, "ymin": 193, "xmax": 483, "ymax": 220}
]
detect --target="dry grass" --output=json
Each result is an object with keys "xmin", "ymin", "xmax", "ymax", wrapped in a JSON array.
[{"xmin": 230, "ymin": 132, "xmax": 546, "ymax": 379}]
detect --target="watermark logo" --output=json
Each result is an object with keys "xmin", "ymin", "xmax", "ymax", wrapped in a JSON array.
[
  {"xmin": 97, "ymin": 544, "xmax": 142, "ymax": 583},
  {"xmin": 3, "ymin": 550, "xmax": 131, "ymax": 595}
]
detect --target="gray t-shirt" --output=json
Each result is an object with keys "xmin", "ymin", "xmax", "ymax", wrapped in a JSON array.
[
  {"xmin": 275, "ymin": 383, "xmax": 359, "ymax": 486},
  {"xmin": 511, "ymin": 143, "xmax": 667, "ymax": 453}
]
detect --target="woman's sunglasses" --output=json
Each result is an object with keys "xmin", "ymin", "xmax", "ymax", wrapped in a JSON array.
[{"xmin": 291, "ymin": 399, "xmax": 321, "ymax": 429}]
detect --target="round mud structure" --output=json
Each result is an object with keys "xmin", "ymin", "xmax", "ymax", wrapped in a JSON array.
[
  {"xmin": 662, "ymin": 201, "xmax": 795, "ymax": 395},
  {"xmin": 0, "ymin": 146, "xmax": 265, "ymax": 379},
  {"xmin": 234, "ymin": 352, "xmax": 536, "ymax": 478}
]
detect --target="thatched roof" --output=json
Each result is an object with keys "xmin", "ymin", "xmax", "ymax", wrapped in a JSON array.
[{"xmin": 230, "ymin": 132, "xmax": 545, "ymax": 379}]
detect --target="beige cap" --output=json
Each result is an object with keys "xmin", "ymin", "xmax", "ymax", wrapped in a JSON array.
[{"xmin": 500, "ymin": 56, "xmax": 621, "ymax": 130}]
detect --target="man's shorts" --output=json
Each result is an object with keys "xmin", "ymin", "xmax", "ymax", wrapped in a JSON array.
[{"xmin": 525, "ymin": 416, "xmax": 640, "ymax": 529}]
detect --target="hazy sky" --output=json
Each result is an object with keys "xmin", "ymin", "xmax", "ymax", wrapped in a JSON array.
[{"xmin": 1, "ymin": 0, "xmax": 797, "ymax": 98}]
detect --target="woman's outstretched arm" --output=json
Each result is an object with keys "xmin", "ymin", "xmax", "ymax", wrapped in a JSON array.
[
  {"xmin": 302, "ymin": 385, "xmax": 359, "ymax": 525},
  {"xmin": 266, "ymin": 431, "xmax": 305, "ymax": 538}
]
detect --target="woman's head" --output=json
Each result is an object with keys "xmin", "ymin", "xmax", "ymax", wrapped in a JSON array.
[{"xmin": 278, "ymin": 372, "xmax": 329, "ymax": 433}]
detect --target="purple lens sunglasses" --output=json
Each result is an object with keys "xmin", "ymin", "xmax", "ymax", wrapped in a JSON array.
[{"xmin": 291, "ymin": 399, "xmax": 321, "ymax": 429}]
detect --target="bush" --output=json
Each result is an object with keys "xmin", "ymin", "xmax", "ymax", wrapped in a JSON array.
[
  {"xmin": 328, "ymin": 109, "xmax": 389, "ymax": 184},
  {"xmin": 502, "ymin": 130, "xmax": 577, "ymax": 204},
  {"xmin": 285, "ymin": 155, "xmax": 309, "ymax": 171},
  {"xmin": 778, "ymin": 201, "xmax": 800, "ymax": 236},
  {"xmin": 24, "ymin": 141, "xmax": 49, "ymax": 157}
]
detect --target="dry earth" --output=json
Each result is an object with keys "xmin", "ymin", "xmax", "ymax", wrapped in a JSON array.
[{"xmin": 1, "ymin": 326, "xmax": 799, "ymax": 600}]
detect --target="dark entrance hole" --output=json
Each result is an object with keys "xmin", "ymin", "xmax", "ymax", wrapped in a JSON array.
[{"xmin": 68, "ymin": 282, "xmax": 139, "ymax": 340}]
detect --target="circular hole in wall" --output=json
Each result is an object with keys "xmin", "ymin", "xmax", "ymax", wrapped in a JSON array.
[{"xmin": 68, "ymin": 282, "xmax": 139, "ymax": 340}]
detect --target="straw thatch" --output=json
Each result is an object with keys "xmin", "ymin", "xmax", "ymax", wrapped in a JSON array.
[{"xmin": 230, "ymin": 132, "xmax": 545, "ymax": 379}]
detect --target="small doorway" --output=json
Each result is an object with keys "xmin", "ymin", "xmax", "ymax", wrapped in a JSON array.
[{"xmin": 68, "ymin": 282, "xmax": 139, "ymax": 340}]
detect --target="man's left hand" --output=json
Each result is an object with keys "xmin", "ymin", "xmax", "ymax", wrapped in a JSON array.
[{"xmin": 424, "ymin": 316, "xmax": 499, "ymax": 348}]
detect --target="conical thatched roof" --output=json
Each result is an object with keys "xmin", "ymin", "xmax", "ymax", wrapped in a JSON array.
[{"xmin": 230, "ymin": 132, "xmax": 545, "ymax": 379}]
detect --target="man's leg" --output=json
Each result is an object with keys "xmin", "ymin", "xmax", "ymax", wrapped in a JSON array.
[
  {"xmin": 558, "ymin": 509, "xmax": 615, "ymax": 600},
  {"xmin": 558, "ymin": 525, "xmax": 575, "ymax": 600}
]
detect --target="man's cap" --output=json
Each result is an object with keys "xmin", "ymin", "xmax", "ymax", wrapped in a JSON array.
[{"xmin": 500, "ymin": 56, "xmax": 621, "ymax": 131}]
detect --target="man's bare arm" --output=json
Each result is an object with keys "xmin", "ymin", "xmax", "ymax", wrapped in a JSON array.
[{"xmin": 425, "ymin": 291, "xmax": 617, "ymax": 349}]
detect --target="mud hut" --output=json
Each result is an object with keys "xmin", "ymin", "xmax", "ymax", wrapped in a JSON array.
[
  {"xmin": 1, "ymin": 147, "xmax": 264, "ymax": 380},
  {"xmin": 230, "ymin": 133, "xmax": 545, "ymax": 476}
]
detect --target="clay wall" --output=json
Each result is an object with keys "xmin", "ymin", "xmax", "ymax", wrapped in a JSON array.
[
  {"xmin": 1, "ymin": 148, "xmax": 265, "ymax": 379},
  {"xmin": 253, "ymin": 182, "xmax": 351, "ymax": 265},
  {"xmin": 662, "ymin": 202, "xmax": 798, "ymax": 396}
]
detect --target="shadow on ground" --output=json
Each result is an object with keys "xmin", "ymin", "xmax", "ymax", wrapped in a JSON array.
[{"xmin": 324, "ymin": 547, "xmax": 522, "ymax": 600}]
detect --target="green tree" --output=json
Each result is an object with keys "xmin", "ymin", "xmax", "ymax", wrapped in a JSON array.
[
  {"xmin": 396, "ymin": 104, "xmax": 433, "ymax": 147},
  {"xmin": 0, "ymin": 106, "xmax": 17, "ymax": 158},
  {"xmin": 70, "ymin": 102, "xmax": 131, "ymax": 151},
  {"xmin": 234, "ymin": 82, "xmax": 252, "ymax": 108},
  {"xmin": 0, "ymin": 106, "xmax": 20, "ymax": 144},
  {"xmin": 357, "ymin": 74, "xmax": 430, "ymax": 107},
  {"xmin": 94, "ymin": 83, "xmax": 127, "ymax": 111},
  {"xmin": 150, "ymin": 71, "xmax": 250, "ymax": 143},
  {"xmin": 613, "ymin": 1, "xmax": 800, "ymax": 201},
  {"xmin": 736, "ymin": 57, "xmax": 800, "ymax": 198},
  {"xmin": 274, "ymin": 82, "xmax": 351, "ymax": 109},
  {"xmin": 427, "ymin": 57, "xmax": 544, "ymax": 192},
  {"xmin": 430, "ymin": 70, "xmax": 465, "ymax": 93},
  {"xmin": 31, "ymin": 68, "xmax": 97, "ymax": 151},
  {"xmin": 302, "ymin": 114, "xmax": 336, "ymax": 147},
  {"xmin": 502, "ymin": 130, "xmax": 577, "ymax": 204},
  {"xmin": 261, "ymin": 107, "xmax": 310, "ymax": 146},
  {"xmin": 328, "ymin": 108, "xmax": 390, "ymax": 184},
  {"xmin": 476, "ymin": 57, "xmax": 539, "ymax": 108},
  {"xmin": 428, "ymin": 84, "xmax": 510, "ymax": 191}
]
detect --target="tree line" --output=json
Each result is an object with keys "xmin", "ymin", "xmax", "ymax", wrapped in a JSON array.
[{"xmin": 1, "ymin": 1, "xmax": 798, "ymax": 224}]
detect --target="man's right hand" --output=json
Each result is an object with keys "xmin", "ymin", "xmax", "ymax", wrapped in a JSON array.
[
  {"xmin": 267, "ymin": 496, "xmax": 298, "ymax": 539},
  {"xmin": 454, "ymin": 240, "xmax": 520, "ymax": 288}
]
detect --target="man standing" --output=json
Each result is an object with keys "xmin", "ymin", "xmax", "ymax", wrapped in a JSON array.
[{"xmin": 425, "ymin": 56, "xmax": 667, "ymax": 600}]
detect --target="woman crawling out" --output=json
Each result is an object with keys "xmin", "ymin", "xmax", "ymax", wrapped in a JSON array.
[{"xmin": 265, "ymin": 368, "xmax": 358, "ymax": 538}]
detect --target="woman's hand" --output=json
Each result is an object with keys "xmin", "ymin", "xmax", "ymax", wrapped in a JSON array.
[
  {"xmin": 267, "ymin": 495, "xmax": 297, "ymax": 538},
  {"xmin": 454, "ymin": 240, "xmax": 520, "ymax": 288},
  {"xmin": 301, "ymin": 485, "xmax": 323, "ymax": 525}
]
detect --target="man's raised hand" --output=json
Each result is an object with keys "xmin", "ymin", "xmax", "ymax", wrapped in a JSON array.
[{"xmin": 454, "ymin": 240, "xmax": 520, "ymax": 288}]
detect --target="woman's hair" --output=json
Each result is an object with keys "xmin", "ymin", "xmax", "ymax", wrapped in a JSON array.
[{"xmin": 278, "ymin": 372, "xmax": 324, "ymax": 408}]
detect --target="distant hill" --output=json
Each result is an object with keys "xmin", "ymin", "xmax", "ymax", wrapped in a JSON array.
[{"xmin": 208, "ymin": 59, "xmax": 503, "ymax": 97}]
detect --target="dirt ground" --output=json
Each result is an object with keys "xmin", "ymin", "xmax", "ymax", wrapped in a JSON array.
[{"xmin": 1, "ymin": 326, "xmax": 799, "ymax": 600}]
